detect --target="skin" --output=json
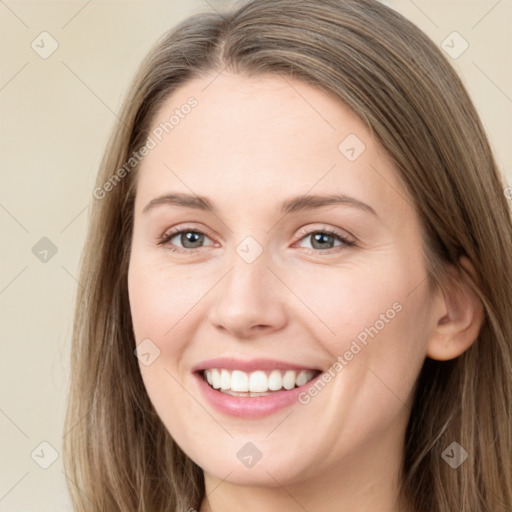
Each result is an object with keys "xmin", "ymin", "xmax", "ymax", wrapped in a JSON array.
[{"xmin": 127, "ymin": 71, "xmax": 483, "ymax": 512}]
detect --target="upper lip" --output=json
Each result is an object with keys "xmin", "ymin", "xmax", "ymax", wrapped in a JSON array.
[{"xmin": 191, "ymin": 358, "xmax": 322, "ymax": 373}]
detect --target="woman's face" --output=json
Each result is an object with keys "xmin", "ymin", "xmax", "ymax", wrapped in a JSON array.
[{"xmin": 128, "ymin": 72, "xmax": 440, "ymax": 487}]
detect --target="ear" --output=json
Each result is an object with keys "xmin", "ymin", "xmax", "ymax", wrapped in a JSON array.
[{"xmin": 426, "ymin": 256, "xmax": 485, "ymax": 361}]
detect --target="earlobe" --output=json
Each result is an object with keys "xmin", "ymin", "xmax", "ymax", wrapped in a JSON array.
[{"xmin": 426, "ymin": 256, "xmax": 485, "ymax": 361}]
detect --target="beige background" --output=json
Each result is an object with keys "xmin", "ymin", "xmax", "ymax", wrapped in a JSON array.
[{"xmin": 0, "ymin": 0, "xmax": 510, "ymax": 510}]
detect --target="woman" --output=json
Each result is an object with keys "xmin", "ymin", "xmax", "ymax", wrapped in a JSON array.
[{"xmin": 63, "ymin": 0, "xmax": 512, "ymax": 511}]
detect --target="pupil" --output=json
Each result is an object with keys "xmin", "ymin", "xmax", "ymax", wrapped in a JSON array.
[
  {"xmin": 312, "ymin": 233, "xmax": 334, "ymax": 249},
  {"xmin": 183, "ymin": 232, "xmax": 203, "ymax": 248}
]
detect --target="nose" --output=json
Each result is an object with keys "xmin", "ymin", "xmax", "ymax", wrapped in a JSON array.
[{"xmin": 207, "ymin": 251, "xmax": 288, "ymax": 340}]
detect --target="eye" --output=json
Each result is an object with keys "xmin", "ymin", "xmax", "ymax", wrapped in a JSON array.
[
  {"xmin": 158, "ymin": 226, "xmax": 215, "ymax": 253},
  {"xmin": 158, "ymin": 225, "xmax": 356, "ymax": 254},
  {"xmin": 294, "ymin": 227, "xmax": 355, "ymax": 254}
]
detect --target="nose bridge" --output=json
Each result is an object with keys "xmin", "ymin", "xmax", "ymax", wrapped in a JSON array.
[{"xmin": 207, "ymin": 237, "xmax": 287, "ymax": 337}]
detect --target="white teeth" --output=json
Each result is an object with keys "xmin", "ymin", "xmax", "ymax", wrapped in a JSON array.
[
  {"xmin": 220, "ymin": 369, "xmax": 231, "ymax": 390},
  {"xmin": 283, "ymin": 370, "xmax": 296, "ymax": 390},
  {"xmin": 202, "ymin": 368, "xmax": 317, "ymax": 393},
  {"xmin": 268, "ymin": 369, "xmax": 282, "ymax": 391},
  {"xmin": 249, "ymin": 371, "xmax": 268, "ymax": 392},
  {"xmin": 296, "ymin": 370, "xmax": 312, "ymax": 387},
  {"xmin": 211, "ymin": 369, "xmax": 221, "ymax": 389},
  {"xmin": 231, "ymin": 370, "xmax": 249, "ymax": 392}
]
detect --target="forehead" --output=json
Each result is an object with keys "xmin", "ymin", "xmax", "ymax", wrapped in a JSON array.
[{"xmin": 135, "ymin": 71, "xmax": 411, "ymax": 219}]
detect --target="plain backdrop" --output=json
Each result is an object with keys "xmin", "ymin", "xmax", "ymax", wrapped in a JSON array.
[{"xmin": 0, "ymin": 0, "xmax": 511, "ymax": 510}]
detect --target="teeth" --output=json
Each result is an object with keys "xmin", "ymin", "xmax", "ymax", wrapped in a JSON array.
[
  {"xmin": 211, "ymin": 369, "xmax": 221, "ymax": 389},
  {"xmin": 268, "ymin": 369, "xmax": 282, "ymax": 391},
  {"xmin": 232, "ymin": 370, "xmax": 249, "ymax": 392},
  {"xmin": 202, "ymin": 368, "xmax": 317, "ymax": 393},
  {"xmin": 220, "ymin": 369, "xmax": 231, "ymax": 390},
  {"xmin": 249, "ymin": 370, "xmax": 267, "ymax": 392},
  {"xmin": 296, "ymin": 370, "xmax": 312, "ymax": 386},
  {"xmin": 283, "ymin": 370, "xmax": 296, "ymax": 390}
]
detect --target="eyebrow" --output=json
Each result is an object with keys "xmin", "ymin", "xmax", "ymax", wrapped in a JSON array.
[{"xmin": 142, "ymin": 192, "xmax": 378, "ymax": 217}]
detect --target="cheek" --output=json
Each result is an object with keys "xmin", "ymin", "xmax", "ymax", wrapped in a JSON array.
[
  {"xmin": 127, "ymin": 258, "xmax": 211, "ymax": 447},
  {"xmin": 288, "ymin": 271, "xmax": 431, "ymax": 467},
  {"xmin": 128, "ymin": 256, "xmax": 210, "ymax": 346},
  {"xmin": 288, "ymin": 251, "xmax": 427, "ymax": 345},
  {"xmin": 288, "ymin": 251, "xmax": 431, "ymax": 405}
]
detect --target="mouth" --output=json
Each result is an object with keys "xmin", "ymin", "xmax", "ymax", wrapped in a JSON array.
[
  {"xmin": 198, "ymin": 368, "xmax": 322, "ymax": 397},
  {"xmin": 191, "ymin": 357, "xmax": 325, "ymax": 417}
]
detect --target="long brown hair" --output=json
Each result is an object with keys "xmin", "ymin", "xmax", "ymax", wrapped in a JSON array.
[{"xmin": 63, "ymin": 0, "xmax": 512, "ymax": 510}]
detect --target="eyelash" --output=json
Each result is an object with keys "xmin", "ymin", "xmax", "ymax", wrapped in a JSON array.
[{"xmin": 158, "ymin": 225, "xmax": 356, "ymax": 255}]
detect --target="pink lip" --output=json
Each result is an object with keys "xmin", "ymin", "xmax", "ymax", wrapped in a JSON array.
[
  {"xmin": 191, "ymin": 357, "xmax": 320, "ymax": 373},
  {"xmin": 192, "ymin": 370, "xmax": 323, "ymax": 419}
]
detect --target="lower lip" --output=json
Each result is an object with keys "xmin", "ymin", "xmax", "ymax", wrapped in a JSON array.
[{"xmin": 192, "ymin": 371, "xmax": 322, "ymax": 419}]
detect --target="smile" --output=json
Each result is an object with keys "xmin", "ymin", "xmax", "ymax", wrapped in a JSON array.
[{"xmin": 202, "ymin": 368, "xmax": 321, "ymax": 396}]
